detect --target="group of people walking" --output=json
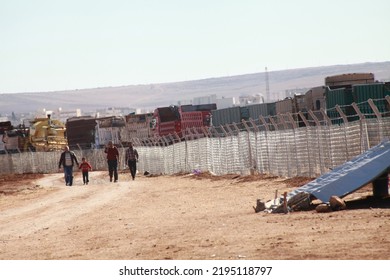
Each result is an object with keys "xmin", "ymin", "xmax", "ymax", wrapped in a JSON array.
[{"xmin": 58, "ymin": 141, "xmax": 139, "ymax": 186}]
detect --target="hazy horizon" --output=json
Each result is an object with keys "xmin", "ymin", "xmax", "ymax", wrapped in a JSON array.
[
  {"xmin": 1, "ymin": 61, "xmax": 389, "ymax": 95},
  {"xmin": 1, "ymin": 61, "xmax": 390, "ymax": 115},
  {"xmin": 1, "ymin": 0, "xmax": 389, "ymax": 94}
]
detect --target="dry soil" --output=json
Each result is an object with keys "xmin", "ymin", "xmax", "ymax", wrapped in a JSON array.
[{"xmin": 0, "ymin": 171, "xmax": 389, "ymax": 260}]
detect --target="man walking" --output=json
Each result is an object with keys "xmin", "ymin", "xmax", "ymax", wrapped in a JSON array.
[
  {"xmin": 104, "ymin": 140, "xmax": 119, "ymax": 182},
  {"xmin": 58, "ymin": 145, "xmax": 79, "ymax": 186},
  {"xmin": 125, "ymin": 142, "xmax": 139, "ymax": 180}
]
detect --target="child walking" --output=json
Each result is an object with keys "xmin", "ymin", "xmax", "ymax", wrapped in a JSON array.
[{"xmin": 79, "ymin": 157, "xmax": 92, "ymax": 185}]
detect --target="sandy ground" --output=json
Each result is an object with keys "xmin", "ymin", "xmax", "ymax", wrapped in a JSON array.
[{"xmin": 0, "ymin": 170, "xmax": 390, "ymax": 260}]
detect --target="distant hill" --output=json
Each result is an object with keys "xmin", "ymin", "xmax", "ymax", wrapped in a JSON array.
[{"xmin": 1, "ymin": 61, "xmax": 389, "ymax": 114}]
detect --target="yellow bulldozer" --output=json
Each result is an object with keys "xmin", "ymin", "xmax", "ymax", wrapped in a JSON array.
[
  {"xmin": 1, "ymin": 115, "xmax": 67, "ymax": 153},
  {"xmin": 29, "ymin": 114, "xmax": 68, "ymax": 151}
]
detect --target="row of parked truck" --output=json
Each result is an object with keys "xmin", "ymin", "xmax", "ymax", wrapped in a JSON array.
[{"xmin": 1, "ymin": 73, "xmax": 389, "ymax": 152}]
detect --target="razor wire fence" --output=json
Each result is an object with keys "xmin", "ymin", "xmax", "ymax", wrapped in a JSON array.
[{"xmin": 1, "ymin": 98, "xmax": 390, "ymax": 178}]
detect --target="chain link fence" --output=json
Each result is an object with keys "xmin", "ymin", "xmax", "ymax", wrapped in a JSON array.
[{"xmin": 1, "ymin": 99, "xmax": 390, "ymax": 178}]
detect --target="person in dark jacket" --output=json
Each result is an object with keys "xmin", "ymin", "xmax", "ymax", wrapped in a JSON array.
[
  {"xmin": 125, "ymin": 142, "xmax": 139, "ymax": 180},
  {"xmin": 58, "ymin": 145, "xmax": 79, "ymax": 186},
  {"xmin": 104, "ymin": 140, "xmax": 119, "ymax": 182}
]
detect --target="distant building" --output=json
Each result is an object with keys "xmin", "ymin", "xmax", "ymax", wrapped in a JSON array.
[
  {"xmin": 96, "ymin": 107, "xmax": 136, "ymax": 118},
  {"xmin": 284, "ymin": 88, "xmax": 309, "ymax": 99},
  {"xmin": 56, "ymin": 108, "xmax": 82, "ymax": 123},
  {"xmin": 238, "ymin": 94, "xmax": 264, "ymax": 105},
  {"xmin": 193, "ymin": 94, "xmax": 217, "ymax": 105},
  {"xmin": 135, "ymin": 108, "xmax": 152, "ymax": 114},
  {"xmin": 106, "ymin": 107, "xmax": 135, "ymax": 116},
  {"xmin": 177, "ymin": 99, "xmax": 192, "ymax": 106},
  {"xmin": 216, "ymin": 97, "xmax": 237, "ymax": 109}
]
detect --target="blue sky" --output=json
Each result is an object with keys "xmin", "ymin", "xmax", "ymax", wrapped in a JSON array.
[{"xmin": 1, "ymin": 0, "xmax": 389, "ymax": 93}]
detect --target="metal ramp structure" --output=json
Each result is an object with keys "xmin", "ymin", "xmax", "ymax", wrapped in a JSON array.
[{"xmin": 286, "ymin": 139, "xmax": 390, "ymax": 204}]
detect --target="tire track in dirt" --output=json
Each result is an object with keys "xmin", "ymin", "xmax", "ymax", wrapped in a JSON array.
[
  {"xmin": 0, "ymin": 171, "xmax": 135, "ymax": 238},
  {"xmin": 2, "ymin": 172, "xmax": 390, "ymax": 260}
]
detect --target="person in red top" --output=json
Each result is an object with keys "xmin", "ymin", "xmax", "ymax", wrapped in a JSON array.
[
  {"xmin": 104, "ymin": 140, "xmax": 119, "ymax": 182},
  {"xmin": 79, "ymin": 157, "xmax": 92, "ymax": 185}
]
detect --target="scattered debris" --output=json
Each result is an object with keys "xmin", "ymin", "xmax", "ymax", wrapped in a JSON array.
[
  {"xmin": 193, "ymin": 169, "xmax": 201, "ymax": 175},
  {"xmin": 316, "ymin": 204, "xmax": 332, "ymax": 213},
  {"xmin": 261, "ymin": 191, "xmax": 312, "ymax": 213},
  {"xmin": 329, "ymin": 195, "xmax": 347, "ymax": 211},
  {"xmin": 287, "ymin": 192, "xmax": 312, "ymax": 211},
  {"xmin": 253, "ymin": 199, "xmax": 265, "ymax": 213},
  {"xmin": 263, "ymin": 197, "xmax": 285, "ymax": 213}
]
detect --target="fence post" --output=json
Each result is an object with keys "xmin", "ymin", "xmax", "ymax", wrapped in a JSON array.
[
  {"xmin": 269, "ymin": 115, "xmax": 278, "ymax": 131},
  {"xmin": 335, "ymin": 105, "xmax": 349, "ymax": 125},
  {"xmin": 335, "ymin": 105, "xmax": 350, "ymax": 161},
  {"xmin": 249, "ymin": 118, "xmax": 260, "ymax": 173},
  {"xmin": 287, "ymin": 113, "xmax": 298, "ymax": 129},
  {"xmin": 269, "ymin": 116, "xmax": 283, "ymax": 176},
  {"xmin": 351, "ymin": 102, "xmax": 369, "ymax": 151},
  {"xmin": 308, "ymin": 110, "xmax": 324, "ymax": 176},
  {"xmin": 259, "ymin": 116, "xmax": 270, "ymax": 131},
  {"xmin": 298, "ymin": 112, "xmax": 310, "ymax": 127},
  {"xmin": 368, "ymin": 99, "xmax": 383, "ymax": 143},
  {"xmin": 320, "ymin": 108, "xmax": 332, "ymax": 126},
  {"xmin": 279, "ymin": 114, "xmax": 291, "ymax": 177},
  {"xmin": 225, "ymin": 123, "xmax": 234, "ymax": 135},
  {"xmin": 236, "ymin": 121, "xmax": 251, "ymax": 174},
  {"xmin": 201, "ymin": 126, "xmax": 210, "ymax": 138},
  {"xmin": 307, "ymin": 109, "xmax": 322, "ymax": 176},
  {"xmin": 278, "ymin": 114, "xmax": 288, "ymax": 130},
  {"xmin": 288, "ymin": 113, "xmax": 300, "ymax": 176},
  {"xmin": 259, "ymin": 116, "xmax": 271, "ymax": 173}
]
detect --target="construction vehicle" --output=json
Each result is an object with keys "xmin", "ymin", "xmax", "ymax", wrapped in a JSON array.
[
  {"xmin": 28, "ymin": 114, "xmax": 68, "ymax": 151},
  {"xmin": 1, "ymin": 121, "xmax": 31, "ymax": 153}
]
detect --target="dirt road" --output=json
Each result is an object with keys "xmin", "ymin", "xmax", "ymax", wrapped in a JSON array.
[{"xmin": 1, "ymin": 171, "xmax": 390, "ymax": 260}]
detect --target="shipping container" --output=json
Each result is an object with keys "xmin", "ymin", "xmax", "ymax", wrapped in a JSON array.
[
  {"xmin": 325, "ymin": 87, "xmax": 356, "ymax": 123},
  {"xmin": 0, "ymin": 121, "xmax": 12, "ymax": 134},
  {"xmin": 304, "ymin": 86, "xmax": 326, "ymax": 124},
  {"xmin": 325, "ymin": 87, "xmax": 353, "ymax": 108},
  {"xmin": 247, "ymin": 103, "xmax": 270, "ymax": 119},
  {"xmin": 305, "ymin": 86, "xmax": 326, "ymax": 111},
  {"xmin": 353, "ymin": 83, "xmax": 387, "ymax": 116},
  {"xmin": 267, "ymin": 102, "xmax": 277, "ymax": 116},
  {"xmin": 179, "ymin": 104, "xmax": 216, "ymax": 132},
  {"xmin": 211, "ymin": 107, "xmax": 241, "ymax": 127},
  {"xmin": 276, "ymin": 98, "xmax": 294, "ymax": 115},
  {"xmin": 151, "ymin": 104, "xmax": 215, "ymax": 138},
  {"xmin": 385, "ymin": 82, "xmax": 390, "ymax": 96},
  {"xmin": 95, "ymin": 117, "xmax": 125, "ymax": 147},
  {"xmin": 66, "ymin": 116, "xmax": 97, "ymax": 149},
  {"xmin": 293, "ymin": 94, "xmax": 306, "ymax": 112},
  {"xmin": 325, "ymin": 73, "xmax": 375, "ymax": 89},
  {"xmin": 181, "ymin": 103, "xmax": 217, "ymax": 112},
  {"xmin": 122, "ymin": 113, "xmax": 153, "ymax": 141}
]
